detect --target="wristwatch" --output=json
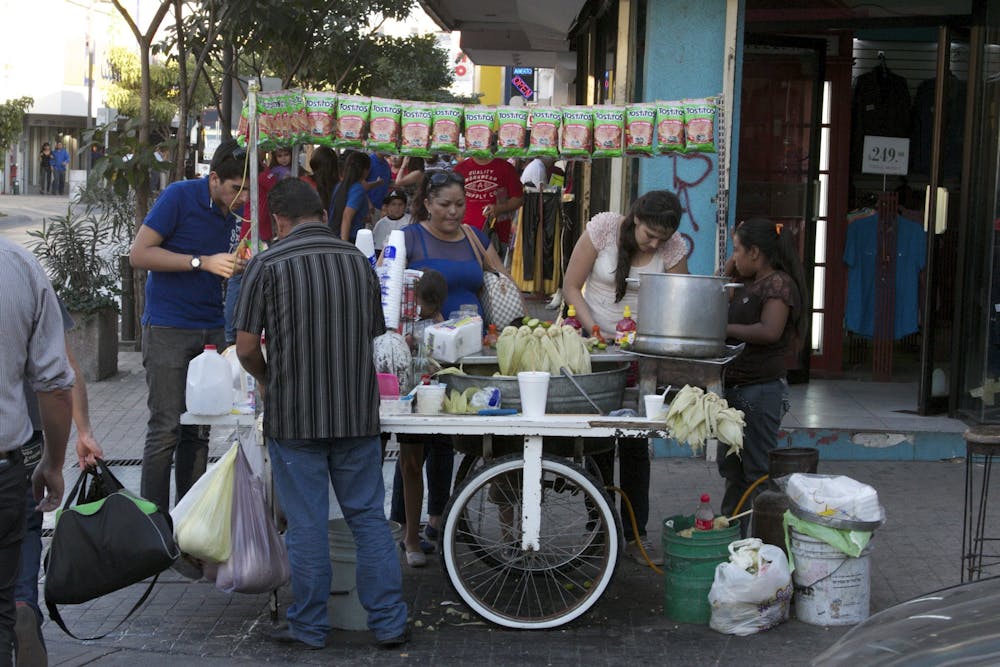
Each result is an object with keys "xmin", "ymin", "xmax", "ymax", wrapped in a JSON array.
[{"xmin": 190, "ymin": 255, "xmax": 202, "ymax": 271}]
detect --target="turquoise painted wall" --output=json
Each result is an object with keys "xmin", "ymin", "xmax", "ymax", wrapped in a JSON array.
[{"xmin": 639, "ymin": 0, "xmax": 729, "ymax": 276}]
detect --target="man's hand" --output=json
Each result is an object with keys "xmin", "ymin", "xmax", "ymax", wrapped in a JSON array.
[
  {"xmin": 32, "ymin": 459, "xmax": 65, "ymax": 513},
  {"xmin": 76, "ymin": 431, "xmax": 104, "ymax": 470},
  {"xmin": 203, "ymin": 252, "xmax": 239, "ymax": 279}
]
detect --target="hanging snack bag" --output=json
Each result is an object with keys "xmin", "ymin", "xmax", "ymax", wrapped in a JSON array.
[
  {"xmin": 256, "ymin": 91, "xmax": 287, "ymax": 149},
  {"xmin": 285, "ymin": 89, "xmax": 310, "ymax": 145},
  {"xmin": 684, "ymin": 97, "xmax": 717, "ymax": 153},
  {"xmin": 367, "ymin": 97, "xmax": 403, "ymax": 153},
  {"xmin": 526, "ymin": 107, "xmax": 562, "ymax": 159},
  {"xmin": 334, "ymin": 94, "xmax": 371, "ymax": 149},
  {"xmin": 592, "ymin": 106, "xmax": 625, "ymax": 159},
  {"xmin": 624, "ymin": 103, "xmax": 657, "ymax": 157},
  {"xmin": 303, "ymin": 91, "xmax": 338, "ymax": 147},
  {"xmin": 656, "ymin": 100, "xmax": 686, "ymax": 153},
  {"xmin": 494, "ymin": 106, "xmax": 530, "ymax": 159},
  {"xmin": 400, "ymin": 102, "xmax": 434, "ymax": 158},
  {"xmin": 430, "ymin": 104, "xmax": 463, "ymax": 155},
  {"xmin": 560, "ymin": 106, "xmax": 595, "ymax": 160},
  {"xmin": 235, "ymin": 100, "xmax": 251, "ymax": 147},
  {"xmin": 463, "ymin": 106, "xmax": 496, "ymax": 158}
]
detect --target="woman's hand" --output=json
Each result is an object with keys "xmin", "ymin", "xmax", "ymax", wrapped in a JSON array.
[{"xmin": 562, "ymin": 233, "xmax": 600, "ymax": 334}]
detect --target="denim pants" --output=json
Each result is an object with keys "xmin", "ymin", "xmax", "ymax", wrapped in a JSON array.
[
  {"xmin": 594, "ymin": 437, "xmax": 649, "ymax": 542},
  {"xmin": 389, "ymin": 437, "xmax": 454, "ymax": 524},
  {"xmin": 40, "ymin": 166, "xmax": 52, "ymax": 194},
  {"xmin": 718, "ymin": 379, "xmax": 789, "ymax": 518},
  {"xmin": 0, "ymin": 451, "xmax": 27, "ymax": 667},
  {"xmin": 52, "ymin": 169, "xmax": 66, "ymax": 195},
  {"xmin": 223, "ymin": 272, "xmax": 243, "ymax": 345},
  {"xmin": 268, "ymin": 435, "xmax": 407, "ymax": 646},
  {"xmin": 141, "ymin": 325, "xmax": 226, "ymax": 512}
]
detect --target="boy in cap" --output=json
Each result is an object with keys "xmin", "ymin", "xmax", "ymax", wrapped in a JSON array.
[{"xmin": 371, "ymin": 188, "xmax": 414, "ymax": 252}]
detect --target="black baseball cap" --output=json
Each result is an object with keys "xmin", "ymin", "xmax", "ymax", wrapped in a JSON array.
[
  {"xmin": 385, "ymin": 188, "xmax": 407, "ymax": 204},
  {"xmin": 210, "ymin": 138, "xmax": 246, "ymax": 172}
]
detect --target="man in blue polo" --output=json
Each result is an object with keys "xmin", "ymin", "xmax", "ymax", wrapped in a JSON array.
[{"xmin": 129, "ymin": 139, "xmax": 249, "ymax": 522}]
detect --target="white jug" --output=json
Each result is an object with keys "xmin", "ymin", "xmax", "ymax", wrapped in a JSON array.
[{"xmin": 185, "ymin": 345, "xmax": 233, "ymax": 415}]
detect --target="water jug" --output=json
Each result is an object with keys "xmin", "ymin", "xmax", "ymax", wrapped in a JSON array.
[{"xmin": 185, "ymin": 345, "xmax": 233, "ymax": 415}]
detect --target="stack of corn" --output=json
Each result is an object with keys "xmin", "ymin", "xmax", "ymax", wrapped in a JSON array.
[
  {"xmin": 495, "ymin": 325, "xmax": 591, "ymax": 376},
  {"xmin": 663, "ymin": 385, "xmax": 745, "ymax": 457}
]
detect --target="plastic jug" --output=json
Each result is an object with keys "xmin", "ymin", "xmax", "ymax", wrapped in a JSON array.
[{"xmin": 185, "ymin": 345, "xmax": 234, "ymax": 415}]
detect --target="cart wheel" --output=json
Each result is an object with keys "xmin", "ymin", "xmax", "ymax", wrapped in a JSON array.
[{"xmin": 441, "ymin": 454, "xmax": 621, "ymax": 629}]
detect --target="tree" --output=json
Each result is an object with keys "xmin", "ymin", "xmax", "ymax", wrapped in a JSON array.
[{"xmin": 0, "ymin": 96, "xmax": 33, "ymax": 155}]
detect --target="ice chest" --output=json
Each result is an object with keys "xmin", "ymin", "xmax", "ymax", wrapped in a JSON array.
[{"xmin": 425, "ymin": 315, "xmax": 483, "ymax": 364}]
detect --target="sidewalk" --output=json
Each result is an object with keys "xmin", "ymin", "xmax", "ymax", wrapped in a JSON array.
[{"xmin": 35, "ymin": 349, "xmax": 978, "ymax": 665}]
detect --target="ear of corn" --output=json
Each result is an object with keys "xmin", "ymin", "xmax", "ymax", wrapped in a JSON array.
[{"xmin": 664, "ymin": 385, "xmax": 744, "ymax": 457}]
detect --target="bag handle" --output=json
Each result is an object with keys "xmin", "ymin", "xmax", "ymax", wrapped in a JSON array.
[
  {"xmin": 46, "ymin": 575, "xmax": 160, "ymax": 641},
  {"xmin": 461, "ymin": 225, "xmax": 512, "ymax": 278}
]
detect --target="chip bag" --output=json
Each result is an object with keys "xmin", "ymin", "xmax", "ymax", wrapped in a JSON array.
[
  {"xmin": 624, "ymin": 103, "xmax": 657, "ymax": 157},
  {"xmin": 560, "ymin": 106, "xmax": 594, "ymax": 160},
  {"xmin": 400, "ymin": 102, "xmax": 434, "ymax": 158},
  {"xmin": 367, "ymin": 97, "xmax": 402, "ymax": 152},
  {"xmin": 334, "ymin": 94, "xmax": 371, "ymax": 149},
  {"xmin": 430, "ymin": 104, "xmax": 463, "ymax": 155},
  {"xmin": 303, "ymin": 91, "xmax": 337, "ymax": 147},
  {"xmin": 494, "ymin": 106, "xmax": 529, "ymax": 158},
  {"xmin": 592, "ymin": 106, "xmax": 625, "ymax": 159},
  {"xmin": 656, "ymin": 100, "xmax": 686, "ymax": 153},
  {"xmin": 463, "ymin": 106, "xmax": 496, "ymax": 158},
  {"xmin": 285, "ymin": 89, "xmax": 310, "ymax": 145},
  {"xmin": 684, "ymin": 97, "xmax": 717, "ymax": 153},
  {"xmin": 256, "ymin": 91, "xmax": 287, "ymax": 149},
  {"xmin": 526, "ymin": 107, "xmax": 561, "ymax": 159}
]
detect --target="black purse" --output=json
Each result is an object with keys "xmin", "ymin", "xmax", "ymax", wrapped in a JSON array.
[{"xmin": 44, "ymin": 459, "xmax": 180, "ymax": 639}]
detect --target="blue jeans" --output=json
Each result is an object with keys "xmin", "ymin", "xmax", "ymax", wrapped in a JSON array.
[
  {"xmin": 268, "ymin": 435, "xmax": 407, "ymax": 646},
  {"xmin": 0, "ymin": 450, "xmax": 28, "ymax": 666},
  {"xmin": 52, "ymin": 169, "xmax": 66, "ymax": 195},
  {"xmin": 14, "ymin": 487, "xmax": 42, "ymax": 623},
  {"xmin": 224, "ymin": 272, "xmax": 243, "ymax": 345},
  {"xmin": 389, "ymin": 437, "xmax": 454, "ymax": 524}
]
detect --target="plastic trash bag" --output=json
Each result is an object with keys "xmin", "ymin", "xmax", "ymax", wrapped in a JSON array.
[
  {"xmin": 781, "ymin": 473, "xmax": 882, "ymax": 523},
  {"xmin": 216, "ymin": 445, "xmax": 290, "ymax": 594},
  {"xmin": 709, "ymin": 538, "xmax": 792, "ymax": 636},
  {"xmin": 171, "ymin": 442, "xmax": 238, "ymax": 563}
]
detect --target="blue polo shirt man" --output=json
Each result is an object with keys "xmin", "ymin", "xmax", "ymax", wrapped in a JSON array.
[{"xmin": 129, "ymin": 139, "xmax": 249, "ymax": 519}]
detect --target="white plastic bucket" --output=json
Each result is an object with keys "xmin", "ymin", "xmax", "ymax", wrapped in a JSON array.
[
  {"xmin": 328, "ymin": 519, "xmax": 402, "ymax": 631},
  {"xmin": 790, "ymin": 528, "xmax": 872, "ymax": 626}
]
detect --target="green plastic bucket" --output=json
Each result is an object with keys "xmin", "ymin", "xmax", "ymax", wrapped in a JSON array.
[{"xmin": 662, "ymin": 514, "xmax": 740, "ymax": 624}]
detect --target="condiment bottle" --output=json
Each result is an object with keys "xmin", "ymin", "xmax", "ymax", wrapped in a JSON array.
[
  {"xmin": 483, "ymin": 323, "xmax": 499, "ymax": 349},
  {"xmin": 563, "ymin": 305, "xmax": 582, "ymax": 331},
  {"xmin": 591, "ymin": 325, "xmax": 606, "ymax": 344},
  {"xmin": 614, "ymin": 306, "xmax": 637, "ymax": 347},
  {"xmin": 694, "ymin": 494, "xmax": 715, "ymax": 530}
]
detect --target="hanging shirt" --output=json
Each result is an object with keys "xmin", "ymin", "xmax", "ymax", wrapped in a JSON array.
[{"xmin": 843, "ymin": 212, "xmax": 926, "ymax": 339}]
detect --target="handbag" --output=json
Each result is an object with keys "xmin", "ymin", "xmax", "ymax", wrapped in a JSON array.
[
  {"xmin": 462, "ymin": 224, "xmax": 526, "ymax": 328},
  {"xmin": 44, "ymin": 459, "xmax": 179, "ymax": 639}
]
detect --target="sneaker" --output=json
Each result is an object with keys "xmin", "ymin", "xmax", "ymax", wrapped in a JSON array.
[
  {"xmin": 376, "ymin": 625, "xmax": 411, "ymax": 649},
  {"xmin": 268, "ymin": 624, "xmax": 325, "ymax": 650},
  {"xmin": 625, "ymin": 537, "xmax": 664, "ymax": 566},
  {"xmin": 14, "ymin": 603, "xmax": 47, "ymax": 667},
  {"xmin": 423, "ymin": 523, "xmax": 440, "ymax": 542}
]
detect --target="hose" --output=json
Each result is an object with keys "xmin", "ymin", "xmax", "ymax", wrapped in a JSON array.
[
  {"xmin": 732, "ymin": 474, "xmax": 770, "ymax": 516},
  {"xmin": 607, "ymin": 486, "xmax": 663, "ymax": 575}
]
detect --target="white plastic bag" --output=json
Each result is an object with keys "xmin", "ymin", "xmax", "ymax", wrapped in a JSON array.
[
  {"xmin": 215, "ymin": 445, "xmax": 290, "ymax": 594},
  {"xmin": 709, "ymin": 538, "xmax": 792, "ymax": 636},
  {"xmin": 171, "ymin": 442, "xmax": 238, "ymax": 562}
]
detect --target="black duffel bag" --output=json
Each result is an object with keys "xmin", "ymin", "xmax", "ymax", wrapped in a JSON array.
[{"xmin": 44, "ymin": 459, "xmax": 179, "ymax": 638}]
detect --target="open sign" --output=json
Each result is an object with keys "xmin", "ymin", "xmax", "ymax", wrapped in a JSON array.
[{"xmin": 511, "ymin": 75, "xmax": 534, "ymax": 99}]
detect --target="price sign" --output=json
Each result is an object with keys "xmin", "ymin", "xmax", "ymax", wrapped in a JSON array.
[{"xmin": 862, "ymin": 136, "xmax": 910, "ymax": 175}]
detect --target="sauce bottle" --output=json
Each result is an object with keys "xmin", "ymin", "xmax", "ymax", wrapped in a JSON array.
[
  {"xmin": 590, "ymin": 325, "xmax": 606, "ymax": 345},
  {"xmin": 483, "ymin": 323, "xmax": 499, "ymax": 349},
  {"xmin": 614, "ymin": 306, "xmax": 637, "ymax": 347},
  {"xmin": 563, "ymin": 305, "xmax": 582, "ymax": 331}
]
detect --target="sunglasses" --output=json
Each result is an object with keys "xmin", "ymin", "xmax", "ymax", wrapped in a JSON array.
[{"xmin": 427, "ymin": 170, "xmax": 464, "ymax": 187}]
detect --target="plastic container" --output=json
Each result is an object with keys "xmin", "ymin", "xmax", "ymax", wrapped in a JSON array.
[
  {"xmin": 662, "ymin": 514, "xmax": 740, "ymax": 624},
  {"xmin": 643, "ymin": 394, "xmax": 666, "ymax": 420},
  {"xmin": 185, "ymin": 345, "xmax": 233, "ymax": 415},
  {"xmin": 614, "ymin": 306, "xmax": 636, "ymax": 347},
  {"xmin": 377, "ymin": 373, "xmax": 400, "ymax": 398},
  {"xmin": 790, "ymin": 528, "xmax": 872, "ymax": 626},
  {"xmin": 564, "ymin": 305, "xmax": 582, "ymax": 331},
  {"xmin": 694, "ymin": 494, "xmax": 714, "ymax": 530},
  {"xmin": 329, "ymin": 519, "xmax": 402, "ymax": 630},
  {"xmin": 483, "ymin": 324, "xmax": 499, "ymax": 349},
  {"xmin": 517, "ymin": 371, "xmax": 550, "ymax": 417},
  {"xmin": 415, "ymin": 384, "xmax": 446, "ymax": 415}
]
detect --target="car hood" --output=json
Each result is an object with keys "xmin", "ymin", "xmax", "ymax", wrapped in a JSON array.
[{"xmin": 813, "ymin": 576, "xmax": 1000, "ymax": 666}]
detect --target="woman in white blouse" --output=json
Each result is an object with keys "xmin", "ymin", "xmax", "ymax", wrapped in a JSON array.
[{"xmin": 562, "ymin": 189, "xmax": 689, "ymax": 564}]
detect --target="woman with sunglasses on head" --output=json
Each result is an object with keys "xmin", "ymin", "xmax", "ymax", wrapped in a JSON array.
[
  {"xmin": 562, "ymin": 189, "xmax": 690, "ymax": 565},
  {"xmin": 718, "ymin": 218, "xmax": 806, "ymax": 528},
  {"xmin": 386, "ymin": 170, "xmax": 499, "ymax": 566}
]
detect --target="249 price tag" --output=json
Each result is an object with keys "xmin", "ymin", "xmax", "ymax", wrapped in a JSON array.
[{"xmin": 862, "ymin": 136, "xmax": 910, "ymax": 176}]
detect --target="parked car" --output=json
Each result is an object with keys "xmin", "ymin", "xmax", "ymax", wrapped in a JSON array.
[{"xmin": 813, "ymin": 576, "xmax": 1000, "ymax": 665}]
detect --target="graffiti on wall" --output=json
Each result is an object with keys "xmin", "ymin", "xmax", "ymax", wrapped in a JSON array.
[{"xmin": 665, "ymin": 151, "xmax": 715, "ymax": 259}]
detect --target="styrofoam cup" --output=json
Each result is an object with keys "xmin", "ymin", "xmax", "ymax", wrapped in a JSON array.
[
  {"xmin": 415, "ymin": 384, "xmax": 446, "ymax": 415},
  {"xmin": 517, "ymin": 371, "xmax": 550, "ymax": 418},
  {"xmin": 644, "ymin": 394, "xmax": 666, "ymax": 420}
]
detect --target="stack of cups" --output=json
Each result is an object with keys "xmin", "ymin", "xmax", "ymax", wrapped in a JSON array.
[
  {"xmin": 517, "ymin": 371, "xmax": 550, "ymax": 418},
  {"xmin": 380, "ymin": 229, "xmax": 407, "ymax": 330},
  {"xmin": 354, "ymin": 229, "xmax": 377, "ymax": 270}
]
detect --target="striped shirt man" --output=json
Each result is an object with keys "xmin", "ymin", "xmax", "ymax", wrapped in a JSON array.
[{"xmin": 234, "ymin": 222, "xmax": 385, "ymax": 440}]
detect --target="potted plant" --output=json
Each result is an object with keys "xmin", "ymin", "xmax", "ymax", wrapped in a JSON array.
[{"xmin": 27, "ymin": 189, "xmax": 131, "ymax": 381}]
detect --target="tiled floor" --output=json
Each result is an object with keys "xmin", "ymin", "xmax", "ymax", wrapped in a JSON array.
[{"xmin": 784, "ymin": 379, "xmax": 968, "ymax": 433}]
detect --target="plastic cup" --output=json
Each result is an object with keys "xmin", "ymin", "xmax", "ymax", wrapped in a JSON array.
[
  {"xmin": 517, "ymin": 371, "xmax": 550, "ymax": 418},
  {"xmin": 643, "ymin": 394, "xmax": 666, "ymax": 420},
  {"xmin": 415, "ymin": 384, "xmax": 446, "ymax": 415}
]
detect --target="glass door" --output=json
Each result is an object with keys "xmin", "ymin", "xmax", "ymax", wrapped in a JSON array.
[{"xmin": 735, "ymin": 37, "xmax": 825, "ymax": 383}]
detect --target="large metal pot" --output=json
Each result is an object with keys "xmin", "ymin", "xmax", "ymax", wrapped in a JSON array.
[{"xmin": 629, "ymin": 273, "xmax": 739, "ymax": 358}]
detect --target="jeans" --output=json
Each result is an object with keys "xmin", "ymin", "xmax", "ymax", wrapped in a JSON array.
[
  {"xmin": 141, "ymin": 325, "xmax": 226, "ymax": 512},
  {"xmin": 52, "ymin": 169, "xmax": 66, "ymax": 195},
  {"xmin": 594, "ymin": 437, "xmax": 649, "ymax": 542},
  {"xmin": 223, "ymin": 272, "xmax": 243, "ymax": 345},
  {"xmin": 718, "ymin": 379, "xmax": 789, "ymax": 519},
  {"xmin": 268, "ymin": 435, "xmax": 407, "ymax": 646},
  {"xmin": 389, "ymin": 438, "xmax": 454, "ymax": 524},
  {"xmin": 40, "ymin": 166, "xmax": 52, "ymax": 194},
  {"xmin": 0, "ymin": 451, "xmax": 27, "ymax": 667}
]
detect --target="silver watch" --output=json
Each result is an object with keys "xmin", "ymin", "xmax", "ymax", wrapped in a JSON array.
[{"xmin": 190, "ymin": 255, "xmax": 202, "ymax": 271}]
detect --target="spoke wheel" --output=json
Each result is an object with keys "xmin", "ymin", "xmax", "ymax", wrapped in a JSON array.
[{"xmin": 441, "ymin": 455, "xmax": 621, "ymax": 629}]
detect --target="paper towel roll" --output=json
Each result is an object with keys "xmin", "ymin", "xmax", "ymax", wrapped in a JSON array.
[{"xmin": 355, "ymin": 229, "xmax": 376, "ymax": 269}]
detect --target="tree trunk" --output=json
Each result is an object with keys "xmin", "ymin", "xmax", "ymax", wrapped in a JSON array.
[
  {"xmin": 174, "ymin": 0, "xmax": 189, "ymax": 184},
  {"xmin": 222, "ymin": 44, "xmax": 234, "ymax": 140}
]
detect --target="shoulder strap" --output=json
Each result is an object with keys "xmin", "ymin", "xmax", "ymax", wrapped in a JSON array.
[
  {"xmin": 46, "ymin": 575, "xmax": 160, "ymax": 641},
  {"xmin": 461, "ymin": 225, "xmax": 487, "ymax": 269}
]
